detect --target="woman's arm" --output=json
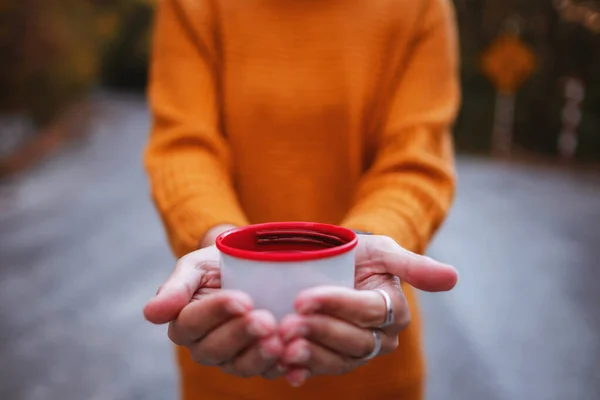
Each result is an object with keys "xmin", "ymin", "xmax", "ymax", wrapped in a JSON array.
[
  {"xmin": 145, "ymin": 0, "xmax": 248, "ymax": 257},
  {"xmin": 342, "ymin": 0, "xmax": 460, "ymax": 254}
]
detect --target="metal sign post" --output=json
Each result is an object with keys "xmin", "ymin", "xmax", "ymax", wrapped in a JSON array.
[{"xmin": 481, "ymin": 28, "xmax": 536, "ymax": 157}]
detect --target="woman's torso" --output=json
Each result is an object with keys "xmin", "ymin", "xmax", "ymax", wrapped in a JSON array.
[
  {"xmin": 178, "ymin": 0, "xmax": 427, "ymax": 398},
  {"xmin": 214, "ymin": 0, "xmax": 420, "ymax": 224}
]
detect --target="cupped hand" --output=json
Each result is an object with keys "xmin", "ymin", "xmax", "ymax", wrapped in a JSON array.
[
  {"xmin": 143, "ymin": 246, "xmax": 284, "ymax": 379},
  {"xmin": 277, "ymin": 235, "xmax": 458, "ymax": 387}
]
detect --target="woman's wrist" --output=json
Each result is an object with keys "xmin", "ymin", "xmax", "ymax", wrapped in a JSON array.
[
  {"xmin": 200, "ymin": 224, "xmax": 238, "ymax": 248},
  {"xmin": 352, "ymin": 230, "xmax": 373, "ymax": 236}
]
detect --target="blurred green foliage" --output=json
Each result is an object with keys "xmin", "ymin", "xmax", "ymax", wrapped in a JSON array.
[
  {"xmin": 1, "ymin": 0, "xmax": 100, "ymax": 125},
  {"xmin": 0, "ymin": 0, "xmax": 153, "ymax": 126},
  {"xmin": 100, "ymin": 1, "xmax": 154, "ymax": 89}
]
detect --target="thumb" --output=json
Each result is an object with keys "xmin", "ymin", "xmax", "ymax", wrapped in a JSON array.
[
  {"xmin": 143, "ymin": 257, "xmax": 208, "ymax": 324},
  {"xmin": 383, "ymin": 249, "xmax": 458, "ymax": 292}
]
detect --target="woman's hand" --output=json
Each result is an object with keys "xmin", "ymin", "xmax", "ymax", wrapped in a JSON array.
[
  {"xmin": 277, "ymin": 234, "xmax": 458, "ymax": 387},
  {"xmin": 143, "ymin": 246, "xmax": 284, "ymax": 379}
]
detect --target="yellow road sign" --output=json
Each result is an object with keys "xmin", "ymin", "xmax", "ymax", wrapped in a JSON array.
[{"xmin": 481, "ymin": 34, "xmax": 536, "ymax": 94}]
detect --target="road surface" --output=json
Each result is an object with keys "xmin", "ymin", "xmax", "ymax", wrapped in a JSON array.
[{"xmin": 1, "ymin": 93, "xmax": 599, "ymax": 400}]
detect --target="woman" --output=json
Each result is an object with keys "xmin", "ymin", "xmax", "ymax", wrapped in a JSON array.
[{"xmin": 143, "ymin": 0, "xmax": 460, "ymax": 398}]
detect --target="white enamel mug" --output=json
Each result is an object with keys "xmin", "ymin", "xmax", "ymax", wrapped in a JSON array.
[{"xmin": 216, "ymin": 222, "xmax": 358, "ymax": 321}]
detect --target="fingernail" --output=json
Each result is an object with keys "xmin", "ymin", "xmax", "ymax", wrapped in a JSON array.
[
  {"xmin": 289, "ymin": 370, "xmax": 310, "ymax": 388},
  {"xmin": 155, "ymin": 283, "xmax": 185, "ymax": 298},
  {"xmin": 227, "ymin": 300, "xmax": 248, "ymax": 315},
  {"xmin": 297, "ymin": 300, "xmax": 318, "ymax": 314},
  {"xmin": 154, "ymin": 285, "xmax": 171, "ymax": 297},
  {"xmin": 289, "ymin": 346, "xmax": 310, "ymax": 364},
  {"xmin": 283, "ymin": 325, "xmax": 309, "ymax": 342},
  {"xmin": 277, "ymin": 363, "xmax": 288, "ymax": 373},
  {"xmin": 259, "ymin": 346, "xmax": 277, "ymax": 361},
  {"xmin": 247, "ymin": 320, "xmax": 271, "ymax": 337}
]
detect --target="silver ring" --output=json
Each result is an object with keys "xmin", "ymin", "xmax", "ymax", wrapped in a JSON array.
[
  {"xmin": 361, "ymin": 329, "xmax": 383, "ymax": 361},
  {"xmin": 374, "ymin": 289, "xmax": 394, "ymax": 328}
]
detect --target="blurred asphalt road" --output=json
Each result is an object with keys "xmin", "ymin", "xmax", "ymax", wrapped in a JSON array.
[{"xmin": 1, "ymin": 93, "xmax": 599, "ymax": 400}]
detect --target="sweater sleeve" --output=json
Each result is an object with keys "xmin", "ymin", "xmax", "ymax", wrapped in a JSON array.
[
  {"xmin": 341, "ymin": 0, "xmax": 460, "ymax": 254},
  {"xmin": 144, "ymin": 0, "xmax": 248, "ymax": 257}
]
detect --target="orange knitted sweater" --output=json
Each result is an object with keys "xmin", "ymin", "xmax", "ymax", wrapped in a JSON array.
[{"xmin": 144, "ymin": 0, "xmax": 459, "ymax": 398}]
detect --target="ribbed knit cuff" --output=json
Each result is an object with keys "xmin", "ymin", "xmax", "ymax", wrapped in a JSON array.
[
  {"xmin": 341, "ymin": 176, "xmax": 452, "ymax": 254},
  {"xmin": 162, "ymin": 196, "xmax": 249, "ymax": 258},
  {"xmin": 342, "ymin": 214, "xmax": 420, "ymax": 253}
]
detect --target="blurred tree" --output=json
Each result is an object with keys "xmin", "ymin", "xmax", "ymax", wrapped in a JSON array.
[
  {"xmin": 0, "ymin": 0, "xmax": 144, "ymax": 175},
  {"xmin": 0, "ymin": 0, "xmax": 101, "ymax": 125},
  {"xmin": 0, "ymin": 0, "xmax": 154, "ymax": 125},
  {"xmin": 99, "ymin": 0, "xmax": 154, "ymax": 89}
]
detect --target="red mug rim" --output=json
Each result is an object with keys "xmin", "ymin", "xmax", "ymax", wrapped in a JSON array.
[{"xmin": 215, "ymin": 222, "xmax": 358, "ymax": 262}]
